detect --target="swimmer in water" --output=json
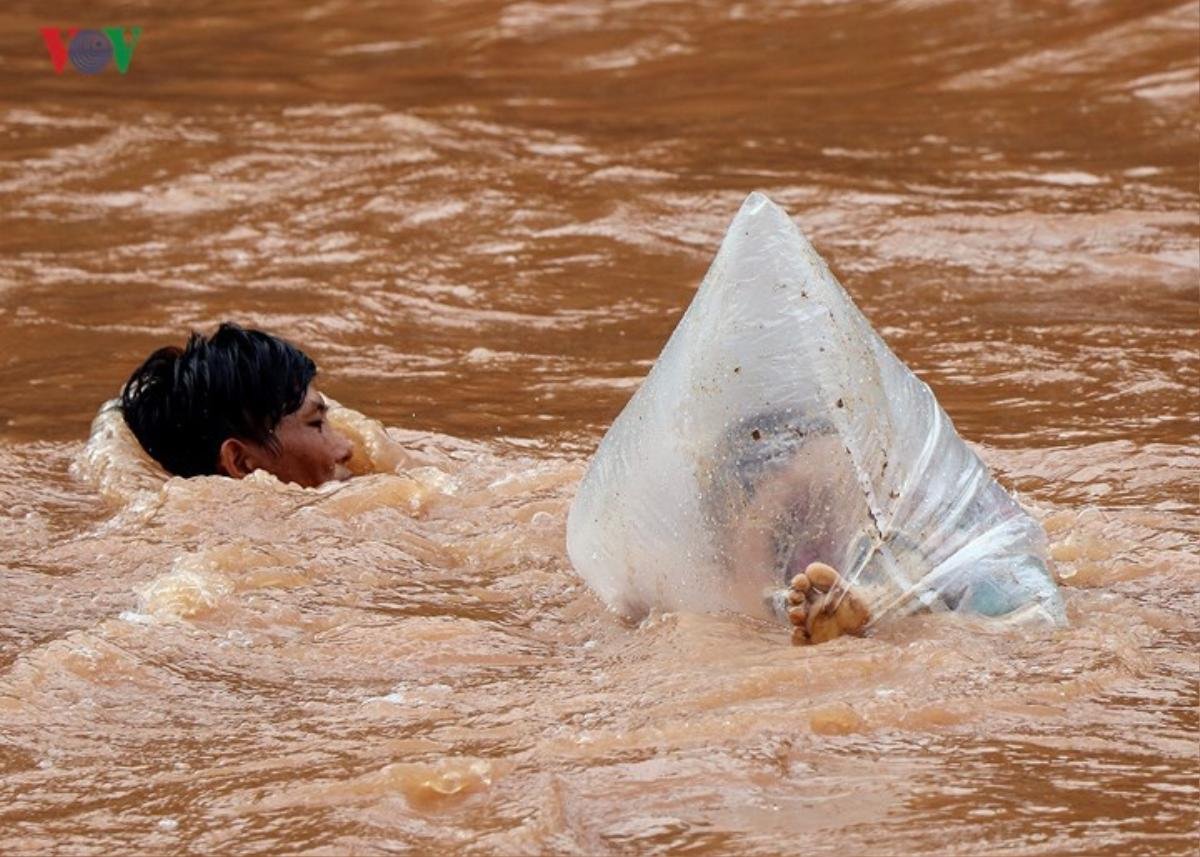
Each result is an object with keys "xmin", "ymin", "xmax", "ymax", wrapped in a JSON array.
[{"xmin": 119, "ymin": 321, "xmax": 354, "ymax": 488}]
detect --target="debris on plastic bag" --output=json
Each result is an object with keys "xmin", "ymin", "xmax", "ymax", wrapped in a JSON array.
[{"xmin": 566, "ymin": 192, "xmax": 1066, "ymax": 632}]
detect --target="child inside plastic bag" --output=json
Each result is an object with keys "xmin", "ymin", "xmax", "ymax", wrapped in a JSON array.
[
  {"xmin": 704, "ymin": 409, "xmax": 1065, "ymax": 645},
  {"xmin": 567, "ymin": 191, "xmax": 1066, "ymax": 645}
]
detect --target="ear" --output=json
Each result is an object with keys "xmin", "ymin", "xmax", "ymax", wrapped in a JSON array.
[{"xmin": 217, "ymin": 437, "xmax": 260, "ymax": 479}]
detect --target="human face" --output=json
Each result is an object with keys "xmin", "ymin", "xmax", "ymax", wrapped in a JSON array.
[
  {"xmin": 265, "ymin": 384, "xmax": 354, "ymax": 487},
  {"xmin": 227, "ymin": 383, "xmax": 354, "ymax": 488},
  {"xmin": 723, "ymin": 444, "xmax": 842, "ymax": 584},
  {"xmin": 725, "ymin": 454, "xmax": 811, "ymax": 582}
]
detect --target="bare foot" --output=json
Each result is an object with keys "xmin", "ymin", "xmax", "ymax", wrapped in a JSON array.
[{"xmin": 785, "ymin": 561, "xmax": 871, "ymax": 645}]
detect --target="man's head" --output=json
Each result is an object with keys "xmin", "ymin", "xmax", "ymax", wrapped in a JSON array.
[{"xmin": 120, "ymin": 322, "xmax": 353, "ymax": 488}]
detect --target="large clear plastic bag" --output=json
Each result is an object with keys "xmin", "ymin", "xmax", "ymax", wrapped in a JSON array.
[{"xmin": 567, "ymin": 192, "xmax": 1065, "ymax": 630}]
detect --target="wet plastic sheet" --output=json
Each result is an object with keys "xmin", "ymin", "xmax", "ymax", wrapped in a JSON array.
[{"xmin": 566, "ymin": 192, "xmax": 1065, "ymax": 629}]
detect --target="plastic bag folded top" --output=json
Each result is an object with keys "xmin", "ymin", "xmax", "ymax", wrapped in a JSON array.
[{"xmin": 566, "ymin": 192, "xmax": 1066, "ymax": 628}]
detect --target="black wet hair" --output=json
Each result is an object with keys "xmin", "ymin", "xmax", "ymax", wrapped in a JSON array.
[
  {"xmin": 703, "ymin": 410, "xmax": 837, "ymax": 507},
  {"xmin": 119, "ymin": 322, "xmax": 317, "ymax": 477}
]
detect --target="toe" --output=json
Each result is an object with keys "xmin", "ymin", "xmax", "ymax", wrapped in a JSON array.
[
  {"xmin": 787, "ymin": 603, "xmax": 808, "ymax": 627},
  {"xmin": 789, "ymin": 572, "xmax": 811, "ymax": 594},
  {"xmin": 805, "ymin": 562, "xmax": 839, "ymax": 591}
]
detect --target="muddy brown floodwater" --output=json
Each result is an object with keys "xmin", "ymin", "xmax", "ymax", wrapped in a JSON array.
[{"xmin": 0, "ymin": 1, "xmax": 1197, "ymax": 854}]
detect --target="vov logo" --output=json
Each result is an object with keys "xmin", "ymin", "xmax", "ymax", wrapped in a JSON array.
[{"xmin": 41, "ymin": 27, "xmax": 142, "ymax": 75}]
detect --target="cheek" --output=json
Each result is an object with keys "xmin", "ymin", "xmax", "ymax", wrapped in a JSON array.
[
  {"xmin": 276, "ymin": 431, "xmax": 326, "ymax": 480},
  {"xmin": 297, "ymin": 434, "xmax": 327, "ymax": 466},
  {"xmin": 307, "ymin": 431, "xmax": 339, "ymax": 472}
]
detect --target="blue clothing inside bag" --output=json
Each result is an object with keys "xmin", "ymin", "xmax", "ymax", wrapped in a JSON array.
[{"xmin": 943, "ymin": 556, "xmax": 1065, "ymax": 620}]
